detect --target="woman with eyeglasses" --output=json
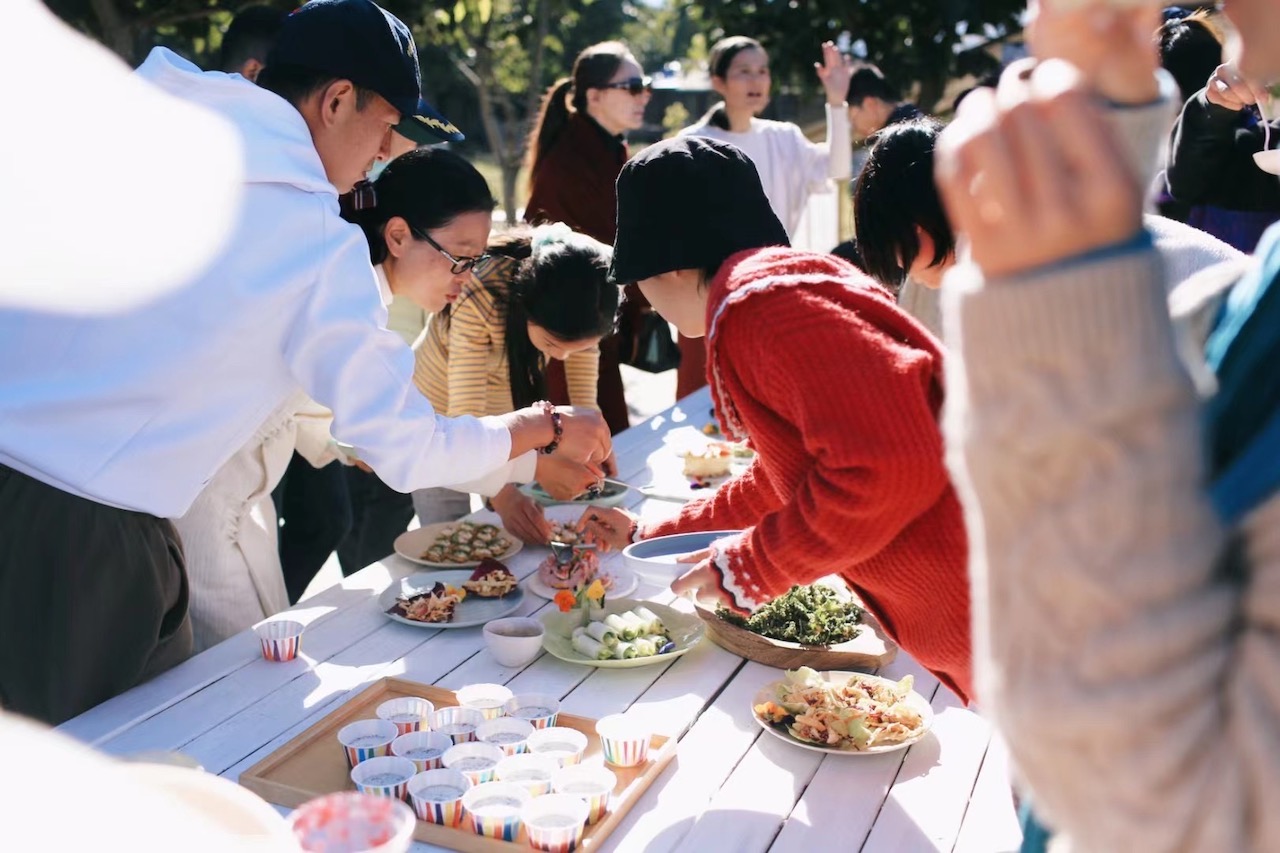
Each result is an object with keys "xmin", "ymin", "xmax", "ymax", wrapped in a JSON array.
[
  {"xmin": 411, "ymin": 223, "xmax": 619, "ymax": 543},
  {"xmin": 524, "ymin": 40, "xmax": 654, "ymax": 437},
  {"xmin": 671, "ymin": 36, "xmax": 853, "ymax": 401}
]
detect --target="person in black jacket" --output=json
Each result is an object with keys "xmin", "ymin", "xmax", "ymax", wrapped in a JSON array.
[{"xmin": 1164, "ymin": 58, "xmax": 1280, "ymax": 251}]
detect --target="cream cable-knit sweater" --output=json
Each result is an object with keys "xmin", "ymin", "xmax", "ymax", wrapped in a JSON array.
[{"xmin": 942, "ymin": 90, "xmax": 1277, "ymax": 850}]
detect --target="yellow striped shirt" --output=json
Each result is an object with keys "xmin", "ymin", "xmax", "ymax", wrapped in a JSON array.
[{"xmin": 413, "ymin": 255, "xmax": 600, "ymax": 417}]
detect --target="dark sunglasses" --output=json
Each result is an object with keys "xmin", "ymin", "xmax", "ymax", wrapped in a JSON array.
[
  {"xmin": 599, "ymin": 76, "xmax": 653, "ymax": 96},
  {"xmin": 413, "ymin": 228, "xmax": 488, "ymax": 275}
]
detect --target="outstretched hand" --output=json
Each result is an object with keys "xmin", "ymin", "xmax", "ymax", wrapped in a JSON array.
[
  {"xmin": 814, "ymin": 41, "xmax": 852, "ymax": 106},
  {"xmin": 1026, "ymin": 0, "xmax": 1160, "ymax": 104}
]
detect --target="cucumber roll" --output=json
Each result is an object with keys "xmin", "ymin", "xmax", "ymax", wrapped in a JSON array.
[
  {"xmin": 633, "ymin": 605, "xmax": 665, "ymax": 634},
  {"xmin": 604, "ymin": 613, "xmax": 640, "ymax": 641},
  {"xmin": 631, "ymin": 637, "xmax": 657, "ymax": 657},
  {"xmin": 585, "ymin": 621, "xmax": 618, "ymax": 647},
  {"xmin": 611, "ymin": 640, "xmax": 639, "ymax": 660},
  {"xmin": 572, "ymin": 632, "xmax": 613, "ymax": 661}
]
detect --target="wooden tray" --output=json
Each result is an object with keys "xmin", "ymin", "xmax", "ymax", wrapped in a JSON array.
[
  {"xmin": 693, "ymin": 600, "xmax": 897, "ymax": 672},
  {"xmin": 240, "ymin": 678, "xmax": 676, "ymax": 851}
]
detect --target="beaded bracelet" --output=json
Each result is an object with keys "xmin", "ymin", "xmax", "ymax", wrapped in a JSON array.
[{"xmin": 534, "ymin": 401, "xmax": 562, "ymax": 455}]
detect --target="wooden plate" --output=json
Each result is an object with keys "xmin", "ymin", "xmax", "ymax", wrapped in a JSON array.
[{"xmin": 692, "ymin": 595, "xmax": 896, "ymax": 672}]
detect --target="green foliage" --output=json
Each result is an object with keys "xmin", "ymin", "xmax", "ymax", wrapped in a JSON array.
[{"xmin": 662, "ymin": 101, "xmax": 690, "ymax": 138}]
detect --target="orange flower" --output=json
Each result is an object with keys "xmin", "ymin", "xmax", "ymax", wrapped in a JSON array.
[
  {"xmin": 554, "ymin": 589, "xmax": 577, "ymax": 612},
  {"xmin": 584, "ymin": 579, "xmax": 606, "ymax": 603}
]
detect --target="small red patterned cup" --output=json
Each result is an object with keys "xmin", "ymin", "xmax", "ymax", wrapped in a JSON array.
[{"xmin": 289, "ymin": 791, "xmax": 415, "ymax": 853}]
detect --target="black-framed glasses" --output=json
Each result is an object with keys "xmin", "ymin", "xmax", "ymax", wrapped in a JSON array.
[
  {"xmin": 600, "ymin": 76, "xmax": 653, "ymax": 96},
  {"xmin": 413, "ymin": 228, "xmax": 489, "ymax": 275}
]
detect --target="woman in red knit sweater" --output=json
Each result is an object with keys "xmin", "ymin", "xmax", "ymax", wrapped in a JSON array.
[{"xmin": 581, "ymin": 136, "xmax": 973, "ymax": 701}]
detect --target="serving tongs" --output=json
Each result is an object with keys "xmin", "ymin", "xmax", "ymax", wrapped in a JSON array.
[{"xmin": 549, "ymin": 538, "xmax": 597, "ymax": 566}]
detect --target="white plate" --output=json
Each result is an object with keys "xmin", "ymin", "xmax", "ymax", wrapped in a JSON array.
[
  {"xmin": 393, "ymin": 522, "xmax": 523, "ymax": 568},
  {"xmin": 518, "ymin": 479, "xmax": 631, "ymax": 508},
  {"xmin": 524, "ymin": 565, "xmax": 639, "ymax": 601},
  {"xmin": 379, "ymin": 571, "xmax": 525, "ymax": 629},
  {"xmin": 751, "ymin": 671, "xmax": 933, "ymax": 755},
  {"xmin": 539, "ymin": 598, "xmax": 704, "ymax": 668}
]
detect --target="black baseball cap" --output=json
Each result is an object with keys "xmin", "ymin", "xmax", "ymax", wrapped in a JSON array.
[{"xmin": 267, "ymin": 0, "xmax": 463, "ymax": 144}]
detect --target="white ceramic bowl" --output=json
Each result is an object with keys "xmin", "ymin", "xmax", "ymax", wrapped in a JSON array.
[
  {"xmin": 622, "ymin": 530, "xmax": 742, "ymax": 586},
  {"xmin": 483, "ymin": 618, "xmax": 545, "ymax": 668}
]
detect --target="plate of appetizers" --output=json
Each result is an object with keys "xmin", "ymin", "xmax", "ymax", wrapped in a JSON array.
[
  {"xmin": 379, "ymin": 563, "xmax": 524, "ymax": 629},
  {"xmin": 752, "ymin": 668, "xmax": 932, "ymax": 755},
  {"xmin": 393, "ymin": 520, "xmax": 523, "ymax": 568},
  {"xmin": 524, "ymin": 524, "xmax": 639, "ymax": 600},
  {"xmin": 519, "ymin": 478, "xmax": 632, "ymax": 508},
  {"xmin": 539, "ymin": 598, "xmax": 704, "ymax": 669}
]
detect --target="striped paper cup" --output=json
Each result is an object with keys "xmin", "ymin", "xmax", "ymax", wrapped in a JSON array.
[
  {"xmin": 442, "ymin": 741, "xmax": 505, "ymax": 786},
  {"xmin": 552, "ymin": 765, "xmax": 616, "ymax": 825},
  {"xmin": 289, "ymin": 791, "xmax": 415, "ymax": 853},
  {"xmin": 503, "ymin": 693, "xmax": 561, "ymax": 729},
  {"xmin": 495, "ymin": 753, "xmax": 560, "ymax": 797},
  {"xmin": 526, "ymin": 727, "xmax": 589, "ymax": 767},
  {"xmin": 431, "ymin": 706, "xmax": 486, "ymax": 744},
  {"xmin": 407, "ymin": 769, "xmax": 471, "ymax": 827},
  {"xmin": 456, "ymin": 683, "xmax": 514, "ymax": 721},
  {"xmin": 391, "ymin": 730, "xmax": 452, "ymax": 773},
  {"xmin": 377, "ymin": 697, "xmax": 435, "ymax": 736},
  {"xmin": 595, "ymin": 714, "xmax": 651, "ymax": 768},
  {"xmin": 476, "ymin": 716, "xmax": 534, "ymax": 756},
  {"xmin": 350, "ymin": 755, "xmax": 416, "ymax": 801},
  {"xmin": 338, "ymin": 719, "xmax": 399, "ymax": 769},
  {"xmin": 461, "ymin": 781, "xmax": 531, "ymax": 841},
  {"xmin": 255, "ymin": 619, "xmax": 304, "ymax": 662},
  {"xmin": 522, "ymin": 793, "xmax": 590, "ymax": 852}
]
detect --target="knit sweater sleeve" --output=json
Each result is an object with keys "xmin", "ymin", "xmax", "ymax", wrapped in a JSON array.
[
  {"xmin": 639, "ymin": 454, "xmax": 785, "ymax": 539},
  {"xmin": 941, "ymin": 247, "xmax": 1248, "ymax": 851},
  {"xmin": 706, "ymin": 290, "xmax": 952, "ymax": 610},
  {"xmin": 563, "ymin": 347, "xmax": 600, "ymax": 410}
]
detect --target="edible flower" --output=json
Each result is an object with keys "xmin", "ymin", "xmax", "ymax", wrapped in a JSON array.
[
  {"xmin": 584, "ymin": 579, "xmax": 606, "ymax": 603},
  {"xmin": 554, "ymin": 589, "xmax": 578, "ymax": 613}
]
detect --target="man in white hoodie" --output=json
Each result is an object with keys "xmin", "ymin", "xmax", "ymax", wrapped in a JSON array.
[{"xmin": 0, "ymin": 0, "xmax": 610, "ymax": 725}]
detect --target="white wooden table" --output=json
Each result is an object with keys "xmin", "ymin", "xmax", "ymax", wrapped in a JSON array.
[{"xmin": 59, "ymin": 388, "xmax": 1023, "ymax": 853}]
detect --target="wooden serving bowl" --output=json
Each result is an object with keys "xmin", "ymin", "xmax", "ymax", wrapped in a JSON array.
[{"xmin": 691, "ymin": 596, "xmax": 897, "ymax": 672}]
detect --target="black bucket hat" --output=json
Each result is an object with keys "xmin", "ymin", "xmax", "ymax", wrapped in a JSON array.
[
  {"xmin": 268, "ymin": 0, "xmax": 464, "ymax": 144},
  {"xmin": 609, "ymin": 136, "xmax": 789, "ymax": 284}
]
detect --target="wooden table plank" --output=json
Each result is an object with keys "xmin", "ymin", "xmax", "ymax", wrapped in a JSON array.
[{"xmin": 951, "ymin": 735, "xmax": 1021, "ymax": 853}]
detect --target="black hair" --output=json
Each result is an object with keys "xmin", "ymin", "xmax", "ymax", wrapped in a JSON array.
[
  {"xmin": 852, "ymin": 117, "xmax": 952, "ymax": 291},
  {"xmin": 527, "ymin": 42, "xmax": 635, "ymax": 182},
  {"xmin": 477, "ymin": 230, "xmax": 619, "ymax": 408},
  {"xmin": 846, "ymin": 64, "xmax": 897, "ymax": 107},
  {"xmin": 701, "ymin": 36, "xmax": 766, "ymax": 131},
  {"xmin": 1157, "ymin": 9, "xmax": 1223, "ymax": 102},
  {"xmin": 340, "ymin": 147, "xmax": 496, "ymax": 265},
  {"xmin": 830, "ymin": 239, "xmax": 867, "ymax": 273},
  {"xmin": 256, "ymin": 62, "xmax": 376, "ymax": 110},
  {"xmin": 220, "ymin": 5, "xmax": 285, "ymax": 74}
]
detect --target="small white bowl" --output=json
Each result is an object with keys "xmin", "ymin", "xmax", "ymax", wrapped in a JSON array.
[
  {"xmin": 622, "ymin": 530, "xmax": 741, "ymax": 586},
  {"xmin": 483, "ymin": 617, "xmax": 545, "ymax": 668},
  {"xmin": 455, "ymin": 683, "xmax": 514, "ymax": 720}
]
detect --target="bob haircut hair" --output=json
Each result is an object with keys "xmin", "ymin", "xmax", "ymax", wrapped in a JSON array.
[{"xmin": 852, "ymin": 116, "xmax": 952, "ymax": 290}]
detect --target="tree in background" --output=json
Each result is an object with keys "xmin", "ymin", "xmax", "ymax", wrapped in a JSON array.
[
  {"xmin": 687, "ymin": 0, "xmax": 1023, "ymax": 111},
  {"xmin": 44, "ymin": 0, "xmax": 248, "ymax": 66}
]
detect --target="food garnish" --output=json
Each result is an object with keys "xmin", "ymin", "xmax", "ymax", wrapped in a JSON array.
[{"xmin": 717, "ymin": 584, "xmax": 862, "ymax": 646}]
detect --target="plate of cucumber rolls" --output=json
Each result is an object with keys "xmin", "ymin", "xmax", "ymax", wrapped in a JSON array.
[{"xmin": 539, "ymin": 598, "xmax": 705, "ymax": 668}]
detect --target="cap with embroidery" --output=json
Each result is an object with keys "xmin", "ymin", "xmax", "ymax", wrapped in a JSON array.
[{"xmin": 267, "ymin": 0, "xmax": 463, "ymax": 144}]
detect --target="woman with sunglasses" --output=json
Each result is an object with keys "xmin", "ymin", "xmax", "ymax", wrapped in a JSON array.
[
  {"xmin": 524, "ymin": 40, "xmax": 653, "ymax": 437},
  {"xmin": 672, "ymin": 36, "xmax": 853, "ymax": 401},
  {"xmin": 411, "ymin": 223, "xmax": 619, "ymax": 543}
]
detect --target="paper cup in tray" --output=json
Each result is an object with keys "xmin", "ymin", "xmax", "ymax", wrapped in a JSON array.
[
  {"xmin": 255, "ymin": 619, "xmax": 303, "ymax": 662},
  {"xmin": 503, "ymin": 693, "xmax": 561, "ymax": 729},
  {"xmin": 337, "ymin": 719, "xmax": 399, "ymax": 769},
  {"xmin": 377, "ymin": 696, "xmax": 435, "ymax": 736},
  {"xmin": 522, "ymin": 793, "xmax": 590, "ymax": 852},
  {"xmin": 462, "ymin": 781, "xmax": 532, "ymax": 841},
  {"xmin": 476, "ymin": 716, "xmax": 535, "ymax": 756},
  {"xmin": 350, "ymin": 755, "xmax": 416, "ymax": 800},
  {"xmin": 552, "ymin": 764, "xmax": 617, "ymax": 825},
  {"xmin": 407, "ymin": 768, "xmax": 471, "ymax": 827},
  {"xmin": 289, "ymin": 791, "xmax": 415, "ymax": 853},
  {"xmin": 391, "ymin": 730, "xmax": 452, "ymax": 773}
]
